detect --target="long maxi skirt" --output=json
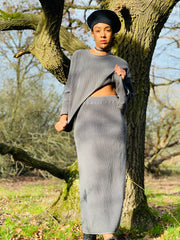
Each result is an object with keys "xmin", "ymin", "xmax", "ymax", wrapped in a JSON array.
[{"xmin": 74, "ymin": 95, "xmax": 127, "ymax": 234}]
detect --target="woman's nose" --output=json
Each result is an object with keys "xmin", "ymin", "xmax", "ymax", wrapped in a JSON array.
[{"xmin": 100, "ymin": 31, "xmax": 106, "ymax": 37}]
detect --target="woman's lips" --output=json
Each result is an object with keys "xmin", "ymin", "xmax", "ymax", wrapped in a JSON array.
[{"xmin": 100, "ymin": 40, "xmax": 107, "ymax": 43}]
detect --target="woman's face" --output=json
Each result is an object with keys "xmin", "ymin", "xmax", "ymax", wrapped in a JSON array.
[{"xmin": 91, "ymin": 23, "xmax": 114, "ymax": 50}]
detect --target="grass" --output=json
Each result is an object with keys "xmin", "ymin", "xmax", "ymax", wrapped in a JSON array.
[{"xmin": 0, "ymin": 175, "xmax": 179, "ymax": 239}]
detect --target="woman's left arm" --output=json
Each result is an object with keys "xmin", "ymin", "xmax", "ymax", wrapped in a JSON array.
[
  {"xmin": 114, "ymin": 64, "xmax": 134, "ymax": 100},
  {"xmin": 114, "ymin": 64, "xmax": 126, "ymax": 79}
]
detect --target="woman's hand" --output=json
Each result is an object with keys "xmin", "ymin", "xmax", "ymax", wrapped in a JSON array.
[
  {"xmin": 114, "ymin": 65, "xmax": 126, "ymax": 80},
  {"xmin": 55, "ymin": 114, "xmax": 68, "ymax": 132}
]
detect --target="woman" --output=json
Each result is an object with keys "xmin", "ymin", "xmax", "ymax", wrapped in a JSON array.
[{"xmin": 55, "ymin": 10, "xmax": 133, "ymax": 240}]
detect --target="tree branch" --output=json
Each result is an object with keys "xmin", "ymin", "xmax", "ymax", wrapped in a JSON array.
[
  {"xmin": 153, "ymin": 151, "xmax": 180, "ymax": 167},
  {"xmin": 0, "ymin": 7, "xmax": 89, "ymax": 83},
  {"xmin": 150, "ymin": 84, "xmax": 175, "ymax": 110},
  {"xmin": 60, "ymin": 26, "xmax": 89, "ymax": 54},
  {"xmin": 160, "ymin": 36, "xmax": 180, "ymax": 48},
  {"xmin": 150, "ymin": 78, "xmax": 180, "ymax": 87},
  {"xmin": 0, "ymin": 10, "xmax": 88, "ymax": 54},
  {"xmin": 0, "ymin": 143, "xmax": 70, "ymax": 181},
  {"xmin": 14, "ymin": 49, "xmax": 31, "ymax": 58},
  {"xmin": 146, "ymin": 139, "xmax": 180, "ymax": 169},
  {"xmin": 165, "ymin": 139, "xmax": 180, "ymax": 148},
  {"xmin": 64, "ymin": 3, "xmax": 100, "ymax": 10},
  {"xmin": 0, "ymin": 10, "xmax": 40, "ymax": 31}
]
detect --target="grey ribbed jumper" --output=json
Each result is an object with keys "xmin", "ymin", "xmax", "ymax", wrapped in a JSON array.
[{"xmin": 60, "ymin": 49, "xmax": 133, "ymax": 131}]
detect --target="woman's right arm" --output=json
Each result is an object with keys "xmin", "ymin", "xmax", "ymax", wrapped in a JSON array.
[
  {"xmin": 55, "ymin": 80, "xmax": 71, "ymax": 132},
  {"xmin": 55, "ymin": 114, "xmax": 68, "ymax": 132},
  {"xmin": 55, "ymin": 51, "xmax": 78, "ymax": 132}
]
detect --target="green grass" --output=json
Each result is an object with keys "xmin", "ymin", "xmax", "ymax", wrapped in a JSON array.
[
  {"xmin": 0, "ymin": 176, "xmax": 179, "ymax": 239},
  {"xmin": 144, "ymin": 178, "xmax": 180, "ymax": 240}
]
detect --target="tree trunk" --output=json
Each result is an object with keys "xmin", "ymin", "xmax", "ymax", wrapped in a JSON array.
[
  {"xmin": 50, "ymin": 161, "xmax": 81, "ymax": 222},
  {"xmin": 107, "ymin": 0, "xmax": 178, "ymax": 229}
]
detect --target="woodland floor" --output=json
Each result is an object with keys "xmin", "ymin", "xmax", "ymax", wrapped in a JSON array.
[{"xmin": 0, "ymin": 174, "xmax": 179, "ymax": 239}]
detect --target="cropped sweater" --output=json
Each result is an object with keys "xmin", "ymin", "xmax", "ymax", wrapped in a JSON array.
[{"xmin": 60, "ymin": 49, "xmax": 133, "ymax": 132}]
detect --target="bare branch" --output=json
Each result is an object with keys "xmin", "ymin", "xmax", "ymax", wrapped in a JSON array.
[
  {"xmin": 164, "ymin": 23, "xmax": 180, "ymax": 30},
  {"xmin": 22, "ymin": 7, "xmax": 42, "ymax": 13},
  {"xmin": 14, "ymin": 49, "xmax": 31, "ymax": 58},
  {"xmin": 159, "ymin": 36, "xmax": 180, "ymax": 48},
  {"xmin": 152, "ymin": 151, "xmax": 180, "ymax": 167},
  {"xmin": 166, "ymin": 139, "xmax": 180, "ymax": 148},
  {"xmin": 156, "ymin": 126, "xmax": 161, "ymax": 151},
  {"xmin": 151, "ymin": 65, "xmax": 180, "ymax": 71},
  {"xmin": 0, "ymin": 143, "xmax": 69, "ymax": 181},
  {"xmin": 160, "ymin": 115, "xmax": 176, "ymax": 147},
  {"xmin": 150, "ymin": 78, "xmax": 180, "ymax": 87},
  {"xmin": 150, "ymin": 84, "xmax": 175, "ymax": 110},
  {"xmin": 64, "ymin": 3, "xmax": 100, "ymax": 10},
  {"xmin": 146, "ymin": 139, "xmax": 180, "ymax": 169}
]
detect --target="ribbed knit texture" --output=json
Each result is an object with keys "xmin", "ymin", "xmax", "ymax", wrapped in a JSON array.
[
  {"xmin": 60, "ymin": 49, "xmax": 133, "ymax": 132},
  {"xmin": 74, "ymin": 95, "xmax": 126, "ymax": 234}
]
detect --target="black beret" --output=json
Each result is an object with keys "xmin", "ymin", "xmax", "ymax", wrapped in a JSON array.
[{"xmin": 87, "ymin": 10, "xmax": 121, "ymax": 33}]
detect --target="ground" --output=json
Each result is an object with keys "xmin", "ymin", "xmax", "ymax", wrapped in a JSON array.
[{"xmin": 0, "ymin": 174, "xmax": 179, "ymax": 239}]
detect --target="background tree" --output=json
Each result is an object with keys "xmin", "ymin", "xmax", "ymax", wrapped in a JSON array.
[
  {"xmin": 145, "ymin": 95, "xmax": 180, "ymax": 173},
  {"xmin": 0, "ymin": 29, "xmax": 76, "ymax": 177},
  {"xmin": 0, "ymin": 0, "xmax": 179, "ymax": 230},
  {"xmin": 145, "ymin": 16, "xmax": 180, "ymax": 173}
]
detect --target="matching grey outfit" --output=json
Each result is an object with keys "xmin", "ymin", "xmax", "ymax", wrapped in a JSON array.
[{"xmin": 60, "ymin": 49, "xmax": 133, "ymax": 234}]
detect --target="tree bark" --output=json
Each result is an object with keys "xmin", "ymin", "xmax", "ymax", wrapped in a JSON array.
[{"xmin": 105, "ymin": 0, "xmax": 179, "ymax": 229}]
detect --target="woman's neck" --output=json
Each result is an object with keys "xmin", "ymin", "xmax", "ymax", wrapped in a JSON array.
[
  {"xmin": 91, "ymin": 48, "xmax": 111, "ymax": 56},
  {"xmin": 95, "ymin": 47, "xmax": 111, "ymax": 53}
]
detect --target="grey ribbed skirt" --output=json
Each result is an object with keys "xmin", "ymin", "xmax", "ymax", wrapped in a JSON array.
[{"xmin": 74, "ymin": 95, "xmax": 126, "ymax": 234}]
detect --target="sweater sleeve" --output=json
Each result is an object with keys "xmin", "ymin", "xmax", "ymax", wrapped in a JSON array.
[
  {"xmin": 60, "ymin": 53, "xmax": 76, "ymax": 115},
  {"xmin": 123, "ymin": 65, "xmax": 134, "ymax": 101},
  {"xmin": 113, "ymin": 64, "xmax": 133, "ymax": 101},
  {"xmin": 113, "ymin": 63, "xmax": 133, "ymax": 113},
  {"xmin": 60, "ymin": 74, "xmax": 72, "ymax": 115}
]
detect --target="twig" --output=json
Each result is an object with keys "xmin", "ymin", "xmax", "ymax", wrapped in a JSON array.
[{"xmin": 14, "ymin": 49, "xmax": 31, "ymax": 58}]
